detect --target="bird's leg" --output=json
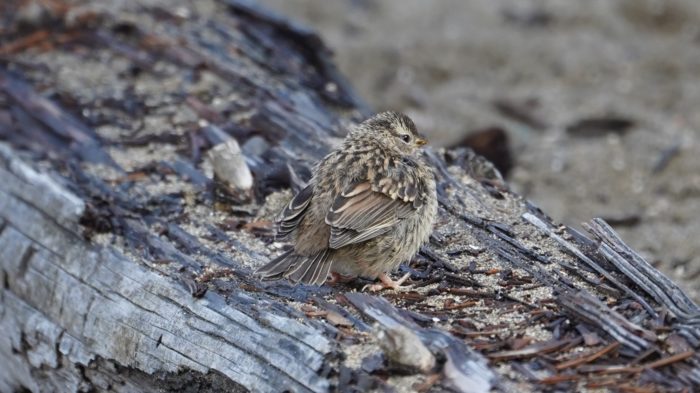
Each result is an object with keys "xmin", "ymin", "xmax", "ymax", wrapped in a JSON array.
[
  {"xmin": 364, "ymin": 272, "xmax": 411, "ymax": 292},
  {"xmin": 326, "ymin": 272, "xmax": 355, "ymax": 285}
]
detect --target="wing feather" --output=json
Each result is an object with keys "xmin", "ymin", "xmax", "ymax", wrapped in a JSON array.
[
  {"xmin": 277, "ymin": 184, "xmax": 313, "ymax": 239},
  {"xmin": 325, "ymin": 181, "xmax": 417, "ymax": 249}
]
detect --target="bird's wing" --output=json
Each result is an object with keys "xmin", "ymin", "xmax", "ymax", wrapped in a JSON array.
[
  {"xmin": 277, "ymin": 184, "xmax": 314, "ymax": 239},
  {"xmin": 325, "ymin": 181, "xmax": 418, "ymax": 249}
]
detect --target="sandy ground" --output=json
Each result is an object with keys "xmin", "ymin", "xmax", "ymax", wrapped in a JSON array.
[{"xmin": 260, "ymin": 0, "xmax": 700, "ymax": 299}]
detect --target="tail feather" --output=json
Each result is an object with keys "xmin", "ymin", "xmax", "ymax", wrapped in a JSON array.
[
  {"xmin": 256, "ymin": 249, "xmax": 300, "ymax": 280},
  {"xmin": 257, "ymin": 249, "xmax": 332, "ymax": 286},
  {"xmin": 287, "ymin": 249, "xmax": 331, "ymax": 285},
  {"xmin": 306, "ymin": 251, "xmax": 333, "ymax": 285}
]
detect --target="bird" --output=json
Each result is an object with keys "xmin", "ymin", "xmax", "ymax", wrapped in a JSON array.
[{"xmin": 256, "ymin": 111, "xmax": 437, "ymax": 291}]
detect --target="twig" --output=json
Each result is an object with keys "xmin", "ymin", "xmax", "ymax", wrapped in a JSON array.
[{"xmin": 555, "ymin": 342, "xmax": 620, "ymax": 370}]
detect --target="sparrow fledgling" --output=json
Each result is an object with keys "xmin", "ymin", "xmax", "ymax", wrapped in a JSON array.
[{"xmin": 256, "ymin": 111, "xmax": 437, "ymax": 291}]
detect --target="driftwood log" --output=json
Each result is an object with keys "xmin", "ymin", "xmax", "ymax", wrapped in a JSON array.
[{"xmin": 1, "ymin": 1, "xmax": 700, "ymax": 392}]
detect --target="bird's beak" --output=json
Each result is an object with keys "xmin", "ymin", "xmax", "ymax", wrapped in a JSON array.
[{"xmin": 416, "ymin": 138, "xmax": 427, "ymax": 146}]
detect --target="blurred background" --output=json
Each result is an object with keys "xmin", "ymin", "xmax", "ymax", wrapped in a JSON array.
[{"xmin": 260, "ymin": 0, "xmax": 700, "ymax": 297}]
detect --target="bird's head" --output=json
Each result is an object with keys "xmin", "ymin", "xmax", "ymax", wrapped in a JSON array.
[{"xmin": 351, "ymin": 111, "xmax": 428, "ymax": 156}]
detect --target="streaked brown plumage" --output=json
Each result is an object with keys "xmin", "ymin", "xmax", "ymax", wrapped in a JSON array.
[{"xmin": 256, "ymin": 111, "xmax": 437, "ymax": 290}]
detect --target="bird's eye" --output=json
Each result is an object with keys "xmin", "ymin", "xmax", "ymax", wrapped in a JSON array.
[{"xmin": 400, "ymin": 134, "xmax": 411, "ymax": 143}]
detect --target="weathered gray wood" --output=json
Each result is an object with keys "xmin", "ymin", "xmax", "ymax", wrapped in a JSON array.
[
  {"xmin": 0, "ymin": 143, "xmax": 330, "ymax": 392},
  {"xmin": 523, "ymin": 212, "xmax": 657, "ymax": 317},
  {"xmin": 346, "ymin": 293, "xmax": 494, "ymax": 393},
  {"xmin": 587, "ymin": 218, "xmax": 700, "ymax": 322}
]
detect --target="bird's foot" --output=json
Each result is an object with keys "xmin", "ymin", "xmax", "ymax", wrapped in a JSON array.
[
  {"xmin": 326, "ymin": 272, "xmax": 355, "ymax": 286},
  {"xmin": 363, "ymin": 272, "xmax": 411, "ymax": 292}
]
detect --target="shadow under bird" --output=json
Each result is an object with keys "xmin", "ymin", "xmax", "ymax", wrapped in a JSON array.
[{"xmin": 256, "ymin": 111, "xmax": 437, "ymax": 291}]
